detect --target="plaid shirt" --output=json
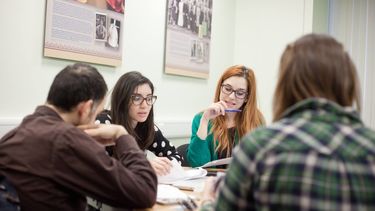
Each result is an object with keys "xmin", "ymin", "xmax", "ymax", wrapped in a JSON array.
[{"xmin": 202, "ymin": 98, "xmax": 375, "ymax": 211}]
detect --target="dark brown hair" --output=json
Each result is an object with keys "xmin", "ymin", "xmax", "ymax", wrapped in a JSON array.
[
  {"xmin": 273, "ymin": 34, "xmax": 361, "ymax": 121},
  {"xmin": 110, "ymin": 71, "xmax": 155, "ymax": 149},
  {"xmin": 47, "ymin": 63, "xmax": 107, "ymax": 112}
]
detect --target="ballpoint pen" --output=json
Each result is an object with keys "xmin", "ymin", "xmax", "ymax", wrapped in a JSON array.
[{"xmin": 225, "ymin": 109, "xmax": 242, "ymax": 112}]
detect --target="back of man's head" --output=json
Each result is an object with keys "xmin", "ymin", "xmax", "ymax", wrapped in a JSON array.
[{"xmin": 47, "ymin": 63, "xmax": 108, "ymax": 112}]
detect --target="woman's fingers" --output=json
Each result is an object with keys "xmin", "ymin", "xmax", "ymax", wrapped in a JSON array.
[
  {"xmin": 151, "ymin": 161, "xmax": 168, "ymax": 176},
  {"xmin": 151, "ymin": 157, "xmax": 173, "ymax": 176},
  {"xmin": 157, "ymin": 157, "xmax": 173, "ymax": 169},
  {"xmin": 218, "ymin": 100, "xmax": 228, "ymax": 115},
  {"xmin": 208, "ymin": 101, "xmax": 226, "ymax": 117}
]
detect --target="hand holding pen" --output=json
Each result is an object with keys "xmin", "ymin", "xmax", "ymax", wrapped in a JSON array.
[
  {"xmin": 202, "ymin": 101, "xmax": 227, "ymax": 121},
  {"xmin": 202, "ymin": 101, "xmax": 242, "ymax": 121},
  {"xmin": 198, "ymin": 101, "xmax": 242, "ymax": 140}
]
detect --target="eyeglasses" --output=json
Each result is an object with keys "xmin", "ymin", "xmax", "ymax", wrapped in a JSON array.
[
  {"xmin": 241, "ymin": 66, "xmax": 249, "ymax": 74},
  {"xmin": 221, "ymin": 84, "xmax": 247, "ymax": 99},
  {"xmin": 131, "ymin": 94, "xmax": 157, "ymax": 106}
]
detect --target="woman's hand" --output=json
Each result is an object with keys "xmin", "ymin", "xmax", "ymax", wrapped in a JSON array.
[
  {"xmin": 197, "ymin": 101, "xmax": 227, "ymax": 140},
  {"xmin": 202, "ymin": 100, "xmax": 227, "ymax": 121},
  {"xmin": 150, "ymin": 157, "xmax": 173, "ymax": 176}
]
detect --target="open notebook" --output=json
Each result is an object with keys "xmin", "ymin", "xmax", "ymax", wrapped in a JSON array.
[{"xmin": 157, "ymin": 160, "xmax": 207, "ymax": 184}]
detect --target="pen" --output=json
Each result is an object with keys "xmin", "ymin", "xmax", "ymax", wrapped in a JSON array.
[
  {"xmin": 225, "ymin": 109, "xmax": 242, "ymax": 112},
  {"xmin": 173, "ymin": 185, "xmax": 194, "ymax": 191}
]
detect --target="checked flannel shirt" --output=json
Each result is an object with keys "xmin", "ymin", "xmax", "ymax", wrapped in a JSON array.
[{"xmin": 202, "ymin": 98, "xmax": 375, "ymax": 211}]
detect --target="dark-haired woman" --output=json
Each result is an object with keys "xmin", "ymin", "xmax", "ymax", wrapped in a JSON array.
[{"xmin": 96, "ymin": 71, "xmax": 182, "ymax": 176}]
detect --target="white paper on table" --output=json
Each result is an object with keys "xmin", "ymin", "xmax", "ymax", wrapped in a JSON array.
[
  {"xmin": 199, "ymin": 157, "xmax": 232, "ymax": 168},
  {"xmin": 172, "ymin": 177, "xmax": 206, "ymax": 192},
  {"xmin": 156, "ymin": 184, "xmax": 188, "ymax": 204},
  {"xmin": 157, "ymin": 159, "xmax": 207, "ymax": 184}
]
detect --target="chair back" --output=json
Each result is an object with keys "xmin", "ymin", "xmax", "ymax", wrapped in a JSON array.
[
  {"xmin": 0, "ymin": 175, "xmax": 20, "ymax": 211},
  {"xmin": 176, "ymin": 144, "xmax": 190, "ymax": 167}
]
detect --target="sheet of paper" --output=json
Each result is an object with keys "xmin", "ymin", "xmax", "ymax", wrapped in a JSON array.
[
  {"xmin": 199, "ymin": 157, "xmax": 232, "ymax": 168},
  {"xmin": 172, "ymin": 177, "xmax": 206, "ymax": 192},
  {"xmin": 156, "ymin": 184, "xmax": 188, "ymax": 204},
  {"xmin": 158, "ymin": 159, "xmax": 207, "ymax": 184}
]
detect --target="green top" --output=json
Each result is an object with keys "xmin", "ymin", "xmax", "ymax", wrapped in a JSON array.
[
  {"xmin": 201, "ymin": 98, "xmax": 375, "ymax": 211},
  {"xmin": 187, "ymin": 112, "xmax": 239, "ymax": 167}
]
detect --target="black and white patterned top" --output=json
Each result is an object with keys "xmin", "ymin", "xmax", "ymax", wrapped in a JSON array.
[{"xmin": 95, "ymin": 111, "xmax": 183, "ymax": 164}]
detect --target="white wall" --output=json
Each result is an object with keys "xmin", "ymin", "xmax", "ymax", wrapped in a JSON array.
[
  {"xmin": 233, "ymin": 0, "xmax": 313, "ymax": 123},
  {"xmin": 0, "ymin": 0, "xmax": 313, "ymax": 141},
  {"xmin": 0, "ymin": 0, "xmax": 236, "ymax": 141}
]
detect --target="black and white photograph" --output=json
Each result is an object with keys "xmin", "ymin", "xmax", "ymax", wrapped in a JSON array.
[
  {"xmin": 165, "ymin": 0, "xmax": 213, "ymax": 78},
  {"xmin": 106, "ymin": 18, "xmax": 121, "ymax": 49},
  {"xmin": 44, "ymin": 0, "xmax": 125, "ymax": 66},
  {"xmin": 167, "ymin": 0, "xmax": 212, "ymax": 39},
  {"xmin": 95, "ymin": 13, "xmax": 107, "ymax": 41}
]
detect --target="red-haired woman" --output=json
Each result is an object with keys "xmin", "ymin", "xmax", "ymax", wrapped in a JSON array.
[{"xmin": 187, "ymin": 65, "xmax": 265, "ymax": 167}]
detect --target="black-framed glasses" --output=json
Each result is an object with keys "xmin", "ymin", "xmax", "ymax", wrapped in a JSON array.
[
  {"xmin": 131, "ymin": 94, "xmax": 157, "ymax": 106},
  {"xmin": 221, "ymin": 84, "xmax": 248, "ymax": 99}
]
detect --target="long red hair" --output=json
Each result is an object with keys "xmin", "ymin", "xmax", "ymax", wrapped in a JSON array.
[{"xmin": 211, "ymin": 65, "xmax": 265, "ymax": 156}]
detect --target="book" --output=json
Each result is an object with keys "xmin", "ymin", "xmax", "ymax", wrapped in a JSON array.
[{"xmin": 199, "ymin": 157, "xmax": 232, "ymax": 168}]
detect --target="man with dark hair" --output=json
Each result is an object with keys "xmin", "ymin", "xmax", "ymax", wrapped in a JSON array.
[
  {"xmin": 0, "ymin": 63, "xmax": 157, "ymax": 211},
  {"xmin": 47, "ymin": 63, "xmax": 108, "ymax": 112}
]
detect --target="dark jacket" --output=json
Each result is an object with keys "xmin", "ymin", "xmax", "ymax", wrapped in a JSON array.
[{"xmin": 0, "ymin": 106, "xmax": 157, "ymax": 211}]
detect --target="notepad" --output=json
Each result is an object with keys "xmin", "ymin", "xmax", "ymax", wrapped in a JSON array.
[{"xmin": 158, "ymin": 160, "xmax": 207, "ymax": 184}]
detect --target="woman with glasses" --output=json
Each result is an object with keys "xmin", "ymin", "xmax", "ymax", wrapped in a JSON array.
[
  {"xmin": 96, "ymin": 71, "xmax": 182, "ymax": 176},
  {"xmin": 187, "ymin": 65, "xmax": 265, "ymax": 167}
]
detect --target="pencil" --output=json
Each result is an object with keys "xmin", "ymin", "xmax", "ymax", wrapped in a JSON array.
[{"xmin": 173, "ymin": 185, "xmax": 194, "ymax": 191}]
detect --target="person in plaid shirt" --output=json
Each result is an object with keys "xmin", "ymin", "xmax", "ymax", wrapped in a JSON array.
[{"xmin": 200, "ymin": 33, "xmax": 375, "ymax": 210}]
